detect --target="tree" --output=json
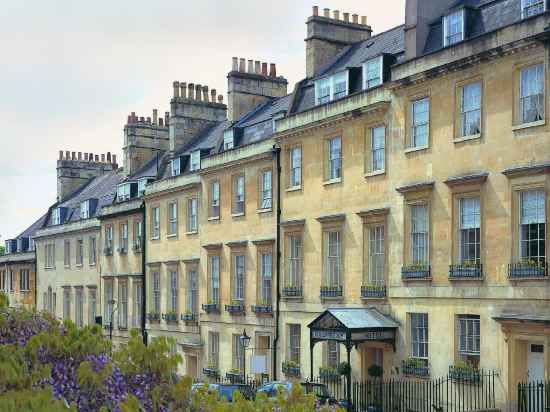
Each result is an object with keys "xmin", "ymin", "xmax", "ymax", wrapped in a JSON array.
[{"xmin": 0, "ymin": 245, "xmax": 5, "ymax": 255}]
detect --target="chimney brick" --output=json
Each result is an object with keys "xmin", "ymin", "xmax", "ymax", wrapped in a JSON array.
[
  {"xmin": 94, "ymin": 155, "xmax": 99, "ymax": 162},
  {"xmin": 239, "ymin": 58, "xmax": 246, "ymax": 72},
  {"xmin": 159, "ymin": 117, "xmax": 164, "ymax": 127},
  {"xmin": 78, "ymin": 152, "xmax": 82, "ymax": 160},
  {"xmin": 153, "ymin": 109, "xmax": 158, "ymax": 125},
  {"xmin": 261, "ymin": 62, "xmax": 268, "ymax": 76},
  {"xmin": 352, "ymin": 14, "xmax": 358, "ymax": 24},
  {"xmin": 333, "ymin": 10, "xmax": 340, "ymax": 20},
  {"xmin": 361, "ymin": 16, "xmax": 367, "ymax": 25},
  {"xmin": 247, "ymin": 59, "xmax": 254, "ymax": 73},
  {"xmin": 312, "ymin": 5, "xmax": 319, "ymax": 16},
  {"xmin": 112, "ymin": 154, "xmax": 117, "ymax": 165},
  {"xmin": 188, "ymin": 83, "xmax": 195, "ymax": 100},
  {"xmin": 59, "ymin": 150, "xmax": 63, "ymax": 160},
  {"xmin": 218, "ymin": 95, "xmax": 223, "ymax": 103},
  {"xmin": 101, "ymin": 154, "xmax": 105, "ymax": 162},
  {"xmin": 180, "ymin": 82, "xmax": 186, "ymax": 99},
  {"xmin": 195, "ymin": 84, "xmax": 202, "ymax": 101},
  {"xmin": 173, "ymin": 81, "xmax": 180, "ymax": 98},
  {"xmin": 323, "ymin": 8, "xmax": 330, "ymax": 17},
  {"xmin": 343, "ymin": 12, "xmax": 349, "ymax": 22},
  {"xmin": 232, "ymin": 57, "xmax": 239, "ymax": 71},
  {"xmin": 269, "ymin": 63, "xmax": 277, "ymax": 78},
  {"xmin": 255, "ymin": 60, "xmax": 261, "ymax": 74},
  {"xmin": 211, "ymin": 88, "xmax": 217, "ymax": 102},
  {"xmin": 107, "ymin": 152, "xmax": 111, "ymax": 162}
]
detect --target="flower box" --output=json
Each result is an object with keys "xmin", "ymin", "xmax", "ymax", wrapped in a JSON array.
[
  {"xmin": 449, "ymin": 264, "xmax": 483, "ymax": 279},
  {"xmin": 203, "ymin": 367, "xmax": 219, "ymax": 378},
  {"xmin": 162, "ymin": 312, "xmax": 178, "ymax": 322},
  {"xmin": 508, "ymin": 262, "xmax": 548, "ymax": 279},
  {"xmin": 202, "ymin": 303, "xmax": 220, "ymax": 314},
  {"xmin": 147, "ymin": 312, "xmax": 160, "ymax": 322},
  {"xmin": 402, "ymin": 360, "xmax": 429, "ymax": 377},
  {"xmin": 320, "ymin": 285, "xmax": 343, "ymax": 298},
  {"xmin": 225, "ymin": 303, "xmax": 245, "ymax": 315},
  {"xmin": 181, "ymin": 313, "xmax": 197, "ymax": 322},
  {"xmin": 282, "ymin": 286, "xmax": 303, "ymax": 298},
  {"xmin": 401, "ymin": 265, "xmax": 431, "ymax": 280},
  {"xmin": 361, "ymin": 285, "xmax": 387, "ymax": 299},
  {"xmin": 251, "ymin": 304, "xmax": 273, "ymax": 315}
]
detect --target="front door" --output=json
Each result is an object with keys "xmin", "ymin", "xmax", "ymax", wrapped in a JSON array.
[{"xmin": 527, "ymin": 343, "xmax": 545, "ymax": 382}]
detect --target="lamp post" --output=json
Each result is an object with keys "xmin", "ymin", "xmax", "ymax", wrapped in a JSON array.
[
  {"xmin": 109, "ymin": 299, "xmax": 117, "ymax": 342},
  {"xmin": 240, "ymin": 329, "xmax": 251, "ymax": 383}
]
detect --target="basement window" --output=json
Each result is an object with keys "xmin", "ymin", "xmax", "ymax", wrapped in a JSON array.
[
  {"xmin": 522, "ymin": 0, "xmax": 546, "ymax": 18},
  {"xmin": 443, "ymin": 9, "xmax": 465, "ymax": 47},
  {"xmin": 314, "ymin": 70, "xmax": 349, "ymax": 105}
]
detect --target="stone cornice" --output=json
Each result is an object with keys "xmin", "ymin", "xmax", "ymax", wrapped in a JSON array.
[
  {"xmin": 444, "ymin": 172, "xmax": 489, "ymax": 187},
  {"xmin": 34, "ymin": 219, "xmax": 100, "ymax": 239},
  {"xmin": 502, "ymin": 162, "xmax": 550, "ymax": 178},
  {"xmin": 396, "ymin": 181, "xmax": 435, "ymax": 195}
]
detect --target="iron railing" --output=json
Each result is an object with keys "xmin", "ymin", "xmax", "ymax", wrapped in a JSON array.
[
  {"xmin": 518, "ymin": 381, "xmax": 549, "ymax": 412},
  {"xmin": 360, "ymin": 285, "xmax": 387, "ymax": 299},
  {"xmin": 282, "ymin": 286, "xmax": 303, "ymax": 298},
  {"xmin": 402, "ymin": 265, "xmax": 431, "ymax": 280},
  {"xmin": 509, "ymin": 262, "xmax": 548, "ymax": 279},
  {"xmin": 320, "ymin": 285, "xmax": 343, "ymax": 298},
  {"xmin": 449, "ymin": 264, "xmax": 483, "ymax": 279}
]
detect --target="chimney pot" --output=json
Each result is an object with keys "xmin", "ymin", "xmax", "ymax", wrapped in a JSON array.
[
  {"xmin": 165, "ymin": 112, "xmax": 169, "ymax": 126},
  {"xmin": 261, "ymin": 62, "xmax": 268, "ymax": 76},
  {"xmin": 84, "ymin": 153, "xmax": 89, "ymax": 161},
  {"xmin": 323, "ymin": 8, "xmax": 330, "ymax": 17},
  {"xmin": 195, "ymin": 84, "xmax": 202, "ymax": 101},
  {"xmin": 343, "ymin": 12, "xmax": 349, "ymax": 22},
  {"xmin": 312, "ymin": 5, "xmax": 319, "ymax": 16},
  {"xmin": 65, "ymin": 150, "xmax": 70, "ymax": 160},
  {"xmin": 239, "ymin": 58, "xmax": 246, "ymax": 72},
  {"xmin": 173, "ymin": 81, "xmax": 180, "ymax": 98},
  {"xmin": 153, "ymin": 109, "xmax": 158, "ymax": 125},
  {"xmin": 146, "ymin": 116, "xmax": 151, "ymax": 124},
  {"xmin": 101, "ymin": 154, "xmax": 105, "ymax": 162},
  {"xmin": 159, "ymin": 118, "xmax": 164, "ymax": 127},
  {"xmin": 333, "ymin": 10, "xmax": 340, "ymax": 20},
  {"xmin": 107, "ymin": 152, "xmax": 111, "ymax": 162},
  {"xmin": 188, "ymin": 83, "xmax": 195, "ymax": 100},
  {"xmin": 361, "ymin": 16, "xmax": 367, "ymax": 25},
  {"xmin": 59, "ymin": 150, "xmax": 63, "ymax": 160},
  {"xmin": 232, "ymin": 57, "xmax": 239, "ymax": 71},
  {"xmin": 218, "ymin": 95, "xmax": 223, "ymax": 103},
  {"xmin": 127, "ymin": 115, "xmax": 132, "ymax": 124},
  {"xmin": 72, "ymin": 151, "xmax": 76, "ymax": 160},
  {"xmin": 211, "ymin": 89, "xmax": 217, "ymax": 102},
  {"xmin": 255, "ymin": 60, "xmax": 261, "ymax": 74},
  {"xmin": 131, "ymin": 112, "xmax": 136, "ymax": 123},
  {"xmin": 269, "ymin": 63, "xmax": 277, "ymax": 78},
  {"xmin": 94, "ymin": 155, "xmax": 99, "ymax": 162},
  {"xmin": 202, "ymin": 85, "xmax": 209, "ymax": 102},
  {"xmin": 139, "ymin": 116, "xmax": 145, "ymax": 123},
  {"xmin": 247, "ymin": 59, "xmax": 254, "ymax": 73},
  {"xmin": 78, "ymin": 152, "xmax": 82, "ymax": 160},
  {"xmin": 181, "ymin": 82, "xmax": 187, "ymax": 99},
  {"xmin": 112, "ymin": 154, "xmax": 117, "ymax": 166},
  {"xmin": 352, "ymin": 14, "xmax": 358, "ymax": 24}
]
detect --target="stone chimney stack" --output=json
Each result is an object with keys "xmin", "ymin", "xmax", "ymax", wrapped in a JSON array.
[
  {"xmin": 227, "ymin": 56, "xmax": 288, "ymax": 122},
  {"xmin": 404, "ymin": 0, "xmax": 455, "ymax": 60},
  {"xmin": 305, "ymin": 6, "xmax": 372, "ymax": 78},
  {"xmin": 169, "ymin": 80, "xmax": 227, "ymax": 151},
  {"xmin": 57, "ymin": 150, "xmax": 118, "ymax": 201}
]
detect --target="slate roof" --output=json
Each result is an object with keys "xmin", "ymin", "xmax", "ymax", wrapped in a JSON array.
[
  {"xmin": 424, "ymin": 0, "xmax": 526, "ymax": 54},
  {"xmin": 17, "ymin": 213, "xmax": 48, "ymax": 239},
  {"xmin": 127, "ymin": 152, "xmax": 163, "ymax": 180}
]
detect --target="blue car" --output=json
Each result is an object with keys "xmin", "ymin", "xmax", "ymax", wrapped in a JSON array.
[
  {"xmin": 257, "ymin": 381, "xmax": 339, "ymax": 407},
  {"xmin": 191, "ymin": 383, "xmax": 255, "ymax": 402}
]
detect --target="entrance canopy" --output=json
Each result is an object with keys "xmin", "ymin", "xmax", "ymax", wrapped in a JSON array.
[{"xmin": 308, "ymin": 308, "xmax": 399, "ymax": 349}]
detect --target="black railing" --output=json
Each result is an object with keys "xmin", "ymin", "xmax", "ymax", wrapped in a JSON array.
[
  {"xmin": 282, "ymin": 286, "xmax": 303, "ymax": 298},
  {"xmin": 162, "ymin": 312, "xmax": 178, "ymax": 322},
  {"xmin": 518, "ymin": 381, "xmax": 549, "ymax": 412},
  {"xmin": 509, "ymin": 262, "xmax": 548, "ymax": 279},
  {"xmin": 202, "ymin": 367, "xmax": 219, "ymax": 378},
  {"xmin": 448, "ymin": 365, "xmax": 481, "ymax": 383},
  {"xmin": 202, "ymin": 303, "xmax": 219, "ymax": 314},
  {"xmin": 181, "ymin": 313, "xmax": 197, "ymax": 323},
  {"xmin": 449, "ymin": 264, "xmax": 483, "ymax": 279},
  {"xmin": 320, "ymin": 285, "xmax": 343, "ymax": 298},
  {"xmin": 251, "ymin": 304, "xmax": 273, "ymax": 315},
  {"xmin": 361, "ymin": 285, "xmax": 387, "ymax": 299},
  {"xmin": 401, "ymin": 265, "xmax": 431, "ymax": 280},
  {"xmin": 402, "ymin": 361, "xmax": 430, "ymax": 378},
  {"xmin": 225, "ymin": 303, "xmax": 245, "ymax": 315},
  {"xmin": 146, "ymin": 312, "xmax": 160, "ymax": 322}
]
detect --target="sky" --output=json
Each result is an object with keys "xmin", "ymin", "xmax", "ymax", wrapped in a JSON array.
[{"xmin": 0, "ymin": 0, "xmax": 405, "ymax": 240}]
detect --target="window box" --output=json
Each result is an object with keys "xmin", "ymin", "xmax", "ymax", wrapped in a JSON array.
[
  {"xmin": 508, "ymin": 262, "xmax": 548, "ymax": 279},
  {"xmin": 147, "ymin": 312, "xmax": 160, "ymax": 322},
  {"xmin": 181, "ymin": 312, "xmax": 197, "ymax": 323},
  {"xmin": 282, "ymin": 361, "xmax": 301, "ymax": 378},
  {"xmin": 251, "ymin": 304, "xmax": 273, "ymax": 315},
  {"xmin": 448, "ymin": 364, "xmax": 481, "ymax": 383},
  {"xmin": 226, "ymin": 370, "xmax": 244, "ymax": 383},
  {"xmin": 361, "ymin": 284, "xmax": 387, "ymax": 299},
  {"xmin": 402, "ymin": 359, "xmax": 429, "ymax": 378},
  {"xmin": 401, "ymin": 265, "xmax": 431, "ymax": 280},
  {"xmin": 449, "ymin": 264, "xmax": 483, "ymax": 279},
  {"xmin": 282, "ymin": 286, "xmax": 303, "ymax": 298},
  {"xmin": 225, "ymin": 302, "xmax": 245, "ymax": 315},
  {"xmin": 103, "ymin": 247, "xmax": 113, "ymax": 256},
  {"xmin": 320, "ymin": 285, "xmax": 343, "ymax": 298},
  {"xmin": 202, "ymin": 303, "xmax": 220, "ymax": 314},
  {"xmin": 203, "ymin": 367, "xmax": 219, "ymax": 378},
  {"xmin": 117, "ymin": 247, "xmax": 127, "ymax": 255},
  {"xmin": 162, "ymin": 312, "xmax": 178, "ymax": 323},
  {"xmin": 132, "ymin": 243, "xmax": 142, "ymax": 253},
  {"xmin": 319, "ymin": 367, "xmax": 340, "ymax": 382}
]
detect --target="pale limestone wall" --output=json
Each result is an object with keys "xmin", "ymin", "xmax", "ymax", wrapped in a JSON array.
[{"xmin": 0, "ymin": 254, "xmax": 36, "ymax": 309}]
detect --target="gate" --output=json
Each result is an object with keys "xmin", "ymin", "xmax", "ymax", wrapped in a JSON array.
[{"xmin": 518, "ymin": 381, "xmax": 549, "ymax": 412}]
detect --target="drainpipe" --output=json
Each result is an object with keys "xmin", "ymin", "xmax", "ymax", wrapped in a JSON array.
[
  {"xmin": 272, "ymin": 145, "xmax": 282, "ymax": 380},
  {"xmin": 140, "ymin": 201, "xmax": 147, "ymax": 345},
  {"xmin": 33, "ymin": 249, "xmax": 37, "ymax": 310}
]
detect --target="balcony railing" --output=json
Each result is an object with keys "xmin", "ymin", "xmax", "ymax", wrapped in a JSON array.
[
  {"xmin": 225, "ymin": 302, "xmax": 245, "ymax": 315},
  {"xmin": 361, "ymin": 284, "xmax": 387, "ymax": 299},
  {"xmin": 449, "ymin": 263, "xmax": 483, "ymax": 279},
  {"xmin": 282, "ymin": 286, "xmax": 303, "ymax": 298},
  {"xmin": 162, "ymin": 312, "xmax": 178, "ymax": 323},
  {"xmin": 402, "ymin": 265, "xmax": 431, "ymax": 280},
  {"xmin": 146, "ymin": 312, "xmax": 160, "ymax": 322},
  {"xmin": 448, "ymin": 365, "xmax": 481, "ymax": 383},
  {"xmin": 251, "ymin": 304, "xmax": 273, "ymax": 315},
  {"xmin": 202, "ymin": 303, "xmax": 220, "ymax": 314},
  {"xmin": 320, "ymin": 285, "xmax": 343, "ymax": 298},
  {"xmin": 181, "ymin": 313, "xmax": 197, "ymax": 323},
  {"xmin": 508, "ymin": 262, "xmax": 548, "ymax": 279}
]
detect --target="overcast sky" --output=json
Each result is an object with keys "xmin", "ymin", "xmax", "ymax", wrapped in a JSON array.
[{"xmin": 0, "ymin": 0, "xmax": 405, "ymax": 240}]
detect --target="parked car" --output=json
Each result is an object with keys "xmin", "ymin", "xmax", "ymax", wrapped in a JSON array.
[
  {"xmin": 257, "ymin": 381, "xmax": 340, "ymax": 407},
  {"xmin": 191, "ymin": 383, "xmax": 255, "ymax": 402}
]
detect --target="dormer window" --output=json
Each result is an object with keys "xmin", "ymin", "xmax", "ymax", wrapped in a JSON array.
[
  {"xmin": 171, "ymin": 158, "xmax": 181, "ymax": 177},
  {"xmin": 28, "ymin": 238, "xmax": 35, "ymax": 252},
  {"xmin": 81, "ymin": 200, "xmax": 90, "ymax": 219},
  {"xmin": 138, "ymin": 177, "xmax": 150, "ymax": 196},
  {"xmin": 314, "ymin": 70, "xmax": 349, "ymax": 105},
  {"xmin": 190, "ymin": 150, "xmax": 201, "ymax": 172},
  {"xmin": 363, "ymin": 56, "xmax": 383, "ymax": 89},
  {"xmin": 443, "ymin": 10, "xmax": 464, "ymax": 47},
  {"xmin": 522, "ymin": 0, "xmax": 546, "ymax": 17},
  {"xmin": 223, "ymin": 129, "xmax": 234, "ymax": 150},
  {"xmin": 52, "ymin": 207, "xmax": 66, "ymax": 225},
  {"xmin": 117, "ymin": 183, "xmax": 132, "ymax": 202},
  {"xmin": 5, "ymin": 241, "xmax": 12, "ymax": 254}
]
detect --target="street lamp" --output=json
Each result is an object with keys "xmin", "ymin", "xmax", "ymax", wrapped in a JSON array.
[{"xmin": 240, "ymin": 329, "xmax": 251, "ymax": 382}]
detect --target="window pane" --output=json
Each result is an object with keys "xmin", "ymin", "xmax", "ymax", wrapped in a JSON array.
[
  {"xmin": 520, "ymin": 64, "xmax": 544, "ymax": 123},
  {"xmin": 412, "ymin": 98, "xmax": 429, "ymax": 147}
]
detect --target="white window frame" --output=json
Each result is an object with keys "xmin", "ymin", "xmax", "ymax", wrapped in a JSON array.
[
  {"xmin": 187, "ymin": 268, "xmax": 198, "ymax": 315},
  {"xmin": 75, "ymin": 288, "xmax": 83, "ymax": 327},
  {"xmin": 260, "ymin": 170, "xmax": 273, "ymax": 210},
  {"xmin": 210, "ymin": 181, "xmax": 220, "ymax": 218},
  {"xmin": 187, "ymin": 198, "xmax": 198, "ymax": 232},
  {"xmin": 190, "ymin": 150, "xmax": 201, "ymax": 172},
  {"xmin": 118, "ymin": 280, "xmax": 128, "ymax": 329},
  {"xmin": 209, "ymin": 332, "xmax": 220, "ymax": 369},
  {"xmin": 152, "ymin": 272, "xmax": 160, "ymax": 313},
  {"xmin": 371, "ymin": 126, "xmax": 385, "ymax": 172},
  {"xmin": 169, "ymin": 270, "xmax": 178, "ymax": 313},
  {"xmin": 368, "ymin": 225, "xmax": 385, "ymax": 285},
  {"xmin": 233, "ymin": 175, "xmax": 245, "ymax": 215},
  {"xmin": 327, "ymin": 136, "xmax": 342, "ymax": 181},
  {"xmin": 151, "ymin": 207, "xmax": 160, "ymax": 239},
  {"xmin": 19, "ymin": 269, "xmax": 30, "ymax": 291},
  {"xmin": 105, "ymin": 226, "xmax": 113, "ymax": 251},
  {"xmin": 80, "ymin": 200, "xmax": 90, "ymax": 219},
  {"xmin": 287, "ymin": 234, "xmax": 302, "ymax": 288},
  {"xmin": 443, "ymin": 9, "xmax": 465, "ymax": 47},
  {"xmin": 458, "ymin": 315, "xmax": 480, "ymax": 360},
  {"xmin": 521, "ymin": 0, "xmax": 546, "ymax": 18},
  {"xmin": 133, "ymin": 282, "xmax": 142, "ymax": 328},
  {"xmin": 324, "ymin": 230, "xmax": 341, "ymax": 287},
  {"xmin": 289, "ymin": 147, "xmax": 302, "ymax": 188},
  {"xmin": 363, "ymin": 56, "xmax": 383, "ymax": 89},
  {"xmin": 89, "ymin": 236, "xmax": 96, "ymax": 265},
  {"xmin": 519, "ymin": 189, "xmax": 546, "ymax": 263},
  {"xmin": 233, "ymin": 254, "xmax": 245, "ymax": 301},
  {"xmin": 52, "ymin": 208, "xmax": 61, "ymax": 225},
  {"xmin": 460, "ymin": 82, "xmax": 482, "ymax": 137},
  {"xmin": 104, "ymin": 280, "xmax": 114, "ymax": 325},
  {"xmin": 519, "ymin": 63, "xmax": 545, "ymax": 124},
  {"xmin": 326, "ymin": 340, "xmax": 340, "ymax": 369},
  {"xmin": 63, "ymin": 288, "xmax": 71, "ymax": 321},
  {"xmin": 171, "ymin": 158, "xmax": 181, "ymax": 177},
  {"xmin": 120, "ymin": 222, "xmax": 128, "ymax": 252},
  {"xmin": 76, "ymin": 238, "xmax": 83, "ymax": 266},
  {"xmin": 260, "ymin": 252, "xmax": 273, "ymax": 304},
  {"xmin": 88, "ymin": 288, "xmax": 97, "ymax": 325},
  {"xmin": 314, "ymin": 70, "xmax": 349, "ymax": 105},
  {"xmin": 64, "ymin": 240, "xmax": 71, "ymax": 267},
  {"xmin": 410, "ymin": 204, "xmax": 429, "ymax": 266},
  {"xmin": 209, "ymin": 255, "xmax": 220, "ymax": 304},
  {"xmin": 168, "ymin": 201, "xmax": 178, "ymax": 236},
  {"xmin": 459, "ymin": 197, "xmax": 481, "ymax": 264},
  {"xmin": 223, "ymin": 129, "xmax": 235, "ymax": 150},
  {"xmin": 410, "ymin": 313, "xmax": 429, "ymax": 359},
  {"xmin": 411, "ymin": 97, "xmax": 430, "ymax": 149},
  {"xmin": 117, "ymin": 184, "xmax": 131, "ymax": 202},
  {"xmin": 288, "ymin": 324, "xmax": 301, "ymax": 365}
]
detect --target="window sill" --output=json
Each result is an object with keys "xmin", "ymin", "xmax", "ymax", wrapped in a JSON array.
[
  {"xmin": 231, "ymin": 213, "xmax": 245, "ymax": 218},
  {"xmin": 185, "ymin": 231, "xmax": 198, "ymax": 236},
  {"xmin": 167, "ymin": 234, "xmax": 178, "ymax": 239},
  {"xmin": 89, "ymin": 263, "xmax": 96, "ymax": 267},
  {"xmin": 454, "ymin": 133, "xmax": 481, "ymax": 143},
  {"xmin": 286, "ymin": 186, "xmax": 302, "ymax": 192},
  {"xmin": 323, "ymin": 178, "xmax": 342, "ymax": 186},
  {"xmin": 364, "ymin": 170, "xmax": 385, "ymax": 178},
  {"xmin": 208, "ymin": 216, "xmax": 220, "ymax": 222},
  {"xmin": 150, "ymin": 237, "xmax": 160, "ymax": 241},
  {"xmin": 405, "ymin": 145, "xmax": 429, "ymax": 154},
  {"xmin": 76, "ymin": 264, "xmax": 83, "ymax": 268},
  {"xmin": 512, "ymin": 119, "xmax": 545, "ymax": 131},
  {"xmin": 257, "ymin": 208, "xmax": 273, "ymax": 214}
]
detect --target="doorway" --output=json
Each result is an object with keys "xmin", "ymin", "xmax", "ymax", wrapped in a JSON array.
[
  {"xmin": 527, "ymin": 343, "xmax": 545, "ymax": 382},
  {"xmin": 186, "ymin": 354, "xmax": 198, "ymax": 379}
]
